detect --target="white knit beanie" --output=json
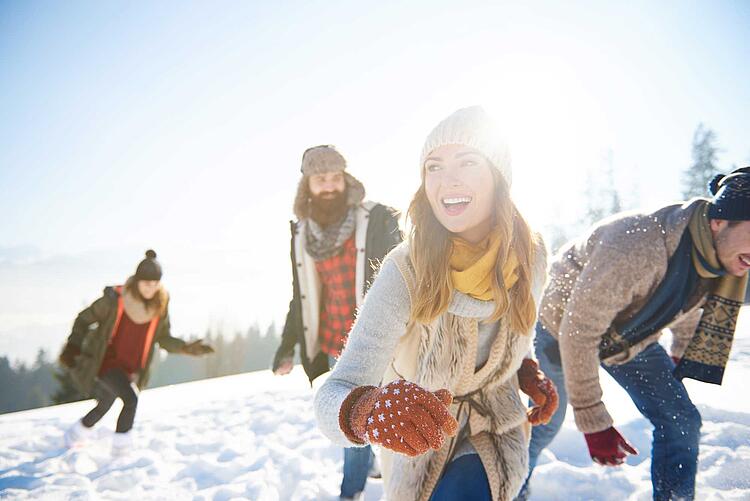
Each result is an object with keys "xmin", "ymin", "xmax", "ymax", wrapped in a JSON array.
[{"xmin": 420, "ymin": 106, "xmax": 512, "ymax": 187}]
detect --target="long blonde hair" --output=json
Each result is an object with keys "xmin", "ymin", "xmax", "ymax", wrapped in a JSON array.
[{"xmin": 406, "ymin": 168, "xmax": 539, "ymax": 333}]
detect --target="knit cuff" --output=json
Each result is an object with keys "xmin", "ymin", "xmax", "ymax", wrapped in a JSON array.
[
  {"xmin": 338, "ymin": 385, "xmax": 378, "ymax": 445},
  {"xmin": 670, "ymin": 336, "xmax": 690, "ymax": 360},
  {"xmin": 573, "ymin": 402, "xmax": 614, "ymax": 434}
]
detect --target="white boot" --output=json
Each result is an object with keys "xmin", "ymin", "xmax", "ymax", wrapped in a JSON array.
[
  {"xmin": 111, "ymin": 431, "xmax": 133, "ymax": 457},
  {"xmin": 64, "ymin": 420, "xmax": 93, "ymax": 448}
]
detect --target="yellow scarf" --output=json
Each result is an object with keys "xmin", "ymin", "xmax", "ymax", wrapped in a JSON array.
[
  {"xmin": 676, "ymin": 202, "xmax": 749, "ymax": 384},
  {"xmin": 449, "ymin": 227, "xmax": 519, "ymax": 301}
]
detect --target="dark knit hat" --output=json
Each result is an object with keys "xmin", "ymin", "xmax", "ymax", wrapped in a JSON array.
[
  {"xmin": 708, "ymin": 166, "xmax": 750, "ymax": 221},
  {"xmin": 135, "ymin": 250, "xmax": 162, "ymax": 281}
]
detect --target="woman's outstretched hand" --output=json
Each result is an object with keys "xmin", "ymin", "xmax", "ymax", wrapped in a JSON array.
[
  {"xmin": 339, "ymin": 379, "xmax": 458, "ymax": 457},
  {"xmin": 181, "ymin": 339, "xmax": 214, "ymax": 356}
]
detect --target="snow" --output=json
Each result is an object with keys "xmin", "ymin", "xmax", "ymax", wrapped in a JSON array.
[
  {"xmin": 0, "ymin": 370, "xmax": 367, "ymax": 501},
  {"xmin": 1, "ymin": 309, "xmax": 748, "ymax": 500}
]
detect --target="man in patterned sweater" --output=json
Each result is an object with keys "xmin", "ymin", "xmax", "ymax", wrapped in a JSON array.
[
  {"xmin": 272, "ymin": 145, "xmax": 402, "ymax": 501},
  {"xmin": 520, "ymin": 167, "xmax": 750, "ymax": 501}
]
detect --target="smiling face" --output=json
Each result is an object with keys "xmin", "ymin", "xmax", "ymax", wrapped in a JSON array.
[
  {"xmin": 710, "ymin": 219, "xmax": 750, "ymax": 277},
  {"xmin": 423, "ymin": 144, "xmax": 496, "ymax": 243}
]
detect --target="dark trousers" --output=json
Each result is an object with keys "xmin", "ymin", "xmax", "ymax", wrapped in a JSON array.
[{"xmin": 81, "ymin": 368, "xmax": 139, "ymax": 433}]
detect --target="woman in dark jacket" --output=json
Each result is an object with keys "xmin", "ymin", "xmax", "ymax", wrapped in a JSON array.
[{"xmin": 59, "ymin": 250, "xmax": 213, "ymax": 455}]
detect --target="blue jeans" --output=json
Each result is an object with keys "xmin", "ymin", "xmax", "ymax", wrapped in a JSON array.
[
  {"xmin": 430, "ymin": 454, "xmax": 491, "ymax": 501},
  {"xmin": 330, "ymin": 355, "xmax": 374, "ymax": 498},
  {"xmin": 342, "ymin": 446, "xmax": 374, "ymax": 497},
  {"xmin": 525, "ymin": 324, "xmax": 701, "ymax": 501}
]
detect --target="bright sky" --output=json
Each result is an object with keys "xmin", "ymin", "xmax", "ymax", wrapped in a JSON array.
[{"xmin": 1, "ymin": 1, "xmax": 748, "ymax": 362}]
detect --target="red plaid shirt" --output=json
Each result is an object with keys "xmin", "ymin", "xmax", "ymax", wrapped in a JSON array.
[{"xmin": 315, "ymin": 236, "xmax": 358, "ymax": 357}]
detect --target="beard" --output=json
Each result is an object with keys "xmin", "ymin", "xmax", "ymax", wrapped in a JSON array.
[{"xmin": 309, "ymin": 188, "xmax": 349, "ymax": 227}]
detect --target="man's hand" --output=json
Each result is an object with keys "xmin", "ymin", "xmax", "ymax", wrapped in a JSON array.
[
  {"xmin": 584, "ymin": 426, "xmax": 639, "ymax": 466},
  {"xmin": 273, "ymin": 357, "xmax": 294, "ymax": 376},
  {"xmin": 181, "ymin": 339, "xmax": 214, "ymax": 356}
]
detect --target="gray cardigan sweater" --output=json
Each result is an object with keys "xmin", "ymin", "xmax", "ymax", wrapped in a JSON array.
[{"xmin": 314, "ymin": 257, "xmax": 502, "ymax": 458}]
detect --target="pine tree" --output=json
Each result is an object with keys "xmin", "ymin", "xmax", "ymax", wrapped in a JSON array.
[
  {"xmin": 682, "ymin": 123, "xmax": 721, "ymax": 199},
  {"xmin": 583, "ymin": 149, "xmax": 622, "ymax": 227},
  {"xmin": 204, "ymin": 329, "xmax": 226, "ymax": 378}
]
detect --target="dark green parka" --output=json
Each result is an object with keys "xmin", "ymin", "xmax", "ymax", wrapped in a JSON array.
[{"xmin": 66, "ymin": 286, "xmax": 187, "ymax": 395}]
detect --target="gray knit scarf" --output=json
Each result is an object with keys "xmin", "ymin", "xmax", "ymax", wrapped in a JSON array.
[{"xmin": 305, "ymin": 207, "xmax": 357, "ymax": 261}]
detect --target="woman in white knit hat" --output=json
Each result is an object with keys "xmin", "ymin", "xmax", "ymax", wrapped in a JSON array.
[{"xmin": 314, "ymin": 106, "xmax": 559, "ymax": 501}]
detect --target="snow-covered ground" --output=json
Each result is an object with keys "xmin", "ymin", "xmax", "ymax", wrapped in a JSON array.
[{"xmin": 1, "ymin": 309, "xmax": 749, "ymax": 500}]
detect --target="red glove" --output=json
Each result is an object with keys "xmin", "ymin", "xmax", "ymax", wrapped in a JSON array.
[
  {"xmin": 518, "ymin": 359, "xmax": 559, "ymax": 425},
  {"xmin": 339, "ymin": 380, "xmax": 458, "ymax": 457},
  {"xmin": 584, "ymin": 427, "xmax": 638, "ymax": 466}
]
